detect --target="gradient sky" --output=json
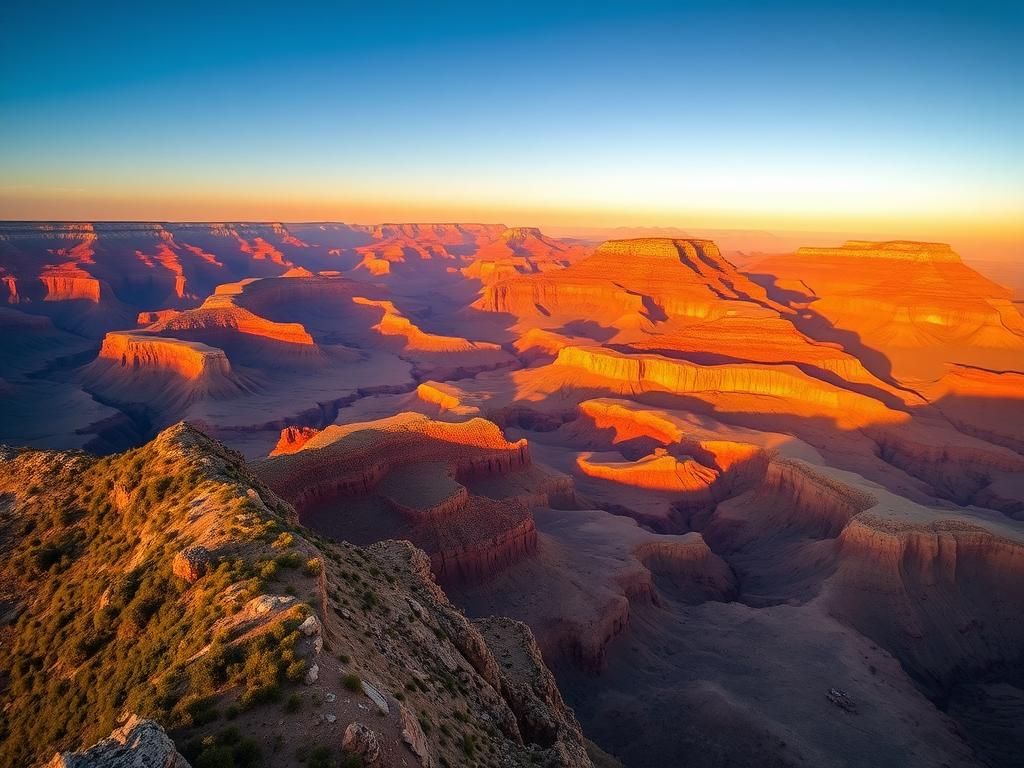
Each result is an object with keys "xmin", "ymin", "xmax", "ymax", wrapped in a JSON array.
[{"xmin": 1, "ymin": 1, "xmax": 1021, "ymax": 243}]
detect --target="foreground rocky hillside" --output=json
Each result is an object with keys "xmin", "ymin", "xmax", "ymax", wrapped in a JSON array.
[{"xmin": 0, "ymin": 423, "xmax": 593, "ymax": 768}]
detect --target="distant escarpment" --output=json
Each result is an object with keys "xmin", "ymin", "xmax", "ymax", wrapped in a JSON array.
[
  {"xmin": 750, "ymin": 240, "xmax": 1024, "ymax": 380},
  {"xmin": 795, "ymin": 240, "xmax": 963, "ymax": 263},
  {"xmin": 476, "ymin": 237, "xmax": 784, "ymax": 323}
]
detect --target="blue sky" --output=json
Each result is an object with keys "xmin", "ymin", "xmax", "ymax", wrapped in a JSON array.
[{"xmin": 1, "ymin": 1, "xmax": 1021, "ymax": 238}]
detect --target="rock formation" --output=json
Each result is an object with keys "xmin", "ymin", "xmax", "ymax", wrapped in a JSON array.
[
  {"xmin": 45, "ymin": 715, "xmax": 190, "ymax": 768},
  {"xmin": 749, "ymin": 240, "xmax": 1024, "ymax": 381},
  {"xmin": 256, "ymin": 413, "xmax": 570, "ymax": 582}
]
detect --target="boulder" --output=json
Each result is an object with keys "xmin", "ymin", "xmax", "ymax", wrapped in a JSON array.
[
  {"xmin": 172, "ymin": 545, "xmax": 210, "ymax": 583},
  {"xmin": 342, "ymin": 722, "xmax": 382, "ymax": 767},
  {"xmin": 298, "ymin": 614, "xmax": 321, "ymax": 636}
]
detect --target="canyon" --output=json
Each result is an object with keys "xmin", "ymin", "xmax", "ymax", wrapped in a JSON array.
[{"xmin": 2, "ymin": 223, "xmax": 1022, "ymax": 767}]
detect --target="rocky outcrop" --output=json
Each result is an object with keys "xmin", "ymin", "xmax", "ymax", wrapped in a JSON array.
[
  {"xmin": 476, "ymin": 617, "xmax": 593, "ymax": 768},
  {"xmin": 399, "ymin": 703, "xmax": 435, "ymax": 767},
  {"xmin": 89, "ymin": 332, "xmax": 234, "ymax": 382},
  {"xmin": 40, "ymin": 273, "xmax": 104, "ymax": 303},
  {"xmin": 830, "ymin": 513, "xmax": 1024, "ymax": 697},
  {"xmin": 256, "ymin": 414, "xmax": 551, "ymax": 583},
  {"xmin": 82, "ymin": 332, "xmax": 251, "ymax": 411},
  {"xmin": 270, "ymin": 425, "xmax": 321, "ymax": 455},
  {"xmin": 45, "ymin": 715, "xmax": 189, "ymax": 768}
]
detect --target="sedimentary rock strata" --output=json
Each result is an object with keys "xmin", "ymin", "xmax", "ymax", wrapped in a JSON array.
[{"xmin": 256, "ymin": 413, "xmax": 563, "ymax": 582}]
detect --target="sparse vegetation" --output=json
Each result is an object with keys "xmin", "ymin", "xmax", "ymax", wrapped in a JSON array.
[
  {"xmin": 0, "ymin": 431, "xmax": 308, "ymax": 766},
  {"xmin": 342, "ymin": 672, "xmax": 362, "ymax": 692}
]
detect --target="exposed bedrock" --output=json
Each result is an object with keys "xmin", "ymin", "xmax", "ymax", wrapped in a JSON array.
[
  {"xmin": 474, "ymin": 616, "xmax": 591, "ymax": 766},
  {"xmin": 270, "ymin": 424, "xmax": 321, "ymax": 455},
  {"xmin": 256, "ymin": 414, "xmax": 552, "ymax": 583},
  {"xmin": 430, "ymin": 500, "xmax": 539, "ymax": 584},
  {"xmin": 143, "ymin": 303, "xmax": 317, "ymax": 347},
  {"xmin": 39, "ymin": 274, "xmax": 104, "ymax": 303},
  {"xmin": 633, "ymin": 537, "xmax": 738, "ymax": 604},
  {"xmin": 257, "ymin": 414, "xmax": 531, "ymax": 511},
  {"xmin": 697, "ymin": 459, "xmax": 876, "ymax": 606},
  {"xmin": 475, "ymin": 237, "xmax": 785, "ymax": 322},
  {"xmin": 868, "ymin": 425, "xmax": 1024, "ymax": 514},
  {"xmin": 829, "ymin": 515, "xmax": 1024, "ymax": 699},
  {"xmin": 533, "ymin": 530, "xmax": 737, "ymax": 674}
]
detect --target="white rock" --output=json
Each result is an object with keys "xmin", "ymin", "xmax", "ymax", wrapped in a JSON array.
[
  {"xmin": 361, "ymin": 680, "xmax": 390, "ymax": 715},
  {"xmin": 299, "ymin": 615, "xmax": 321, "ymax": 636},
  {"xmin": 325, "ymin": 714, "xmax": 337, "ymax": 724},
  {"xmin": 304, "ymin": 663, "xmax": 319, "ymax": 685},
  {"xmin": 246, "ymin": 594, "xmax": 295, "ymax": 616}
]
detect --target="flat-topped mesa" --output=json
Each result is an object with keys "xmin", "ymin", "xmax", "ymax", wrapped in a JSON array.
[
  {"xmin": 796, "ymin": 240, "xmax": 962, "ymax": 263},
  {"xmin": 93, "ymin": 331, "xmax": 233, "ymax": 381},
  {"xmin": 256, "ymin": 412, "xmax": 531, "ymax": 511},
  {"xmin": 143, "ymin": 302, "xmax": 316, "ymax": 346},
  {"xmin": 82, "ymin": 331, "xmax": 251, "ymax": 413},
  {"xmin": 213, "ymin": 273, "xmax": 363, "ymax": 318},
  {"xmin": 39, "ymin": 273, "xmax": 104, "ymax": 303},
  {"xmin": 476, "ymin": 236, "xmax": 785, "ymax": 321}
]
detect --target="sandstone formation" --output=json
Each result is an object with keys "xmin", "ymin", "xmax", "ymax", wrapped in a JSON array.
[
  {"xmin": 256, "ymin": 413, "xmax": 570, "ymax": 582},
  {"xmin": 749, "ymin": 240, "xmax": 1024, "ymax": 381},
  {"xmin": 82, "ymin": 332, "xmax": 252, "ymax": 413}
]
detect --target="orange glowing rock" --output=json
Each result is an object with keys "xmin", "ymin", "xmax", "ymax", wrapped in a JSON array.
[
  {"xmin": 576, "ymin": 449, "xmax": 719, "ymax": 492},
  {"xmin": 750, "ymin": 240, "xmax": 1024, "ymax": 380},
  {"xmin": 476, "ymin": 237, "xmax": 785, "ymax": 323},
  {"xmin": 271, "ymin": 425, "xmax": 321, "ymax": 455}
]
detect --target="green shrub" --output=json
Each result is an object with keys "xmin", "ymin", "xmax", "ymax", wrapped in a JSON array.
[{"xmin": 342, "ymin": 673, "xmax": 362, "ymax": 692}]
